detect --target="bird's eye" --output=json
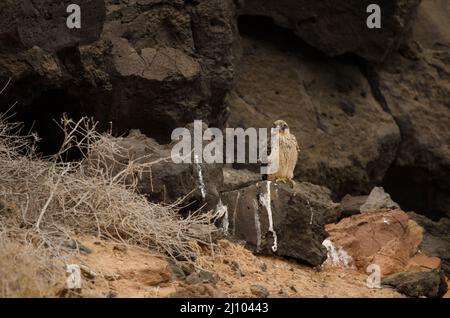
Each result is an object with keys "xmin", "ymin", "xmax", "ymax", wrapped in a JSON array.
[{"xmin": 283, "ymin": 124, "xmax": 288, "ymax": 129}]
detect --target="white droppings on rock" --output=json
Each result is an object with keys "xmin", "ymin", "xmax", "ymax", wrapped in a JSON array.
[
  {"xmin": 194, "ymin": 154, "xmax": 206, "ymax": 200},
  {"xmin": 322, "ymin": 239, "xmax": 354, "ymax": 268},
  {"xmin": 306, "ymin": 198, "xmax": 315, "ymax": 225},
  {"xmin": 259, "ymin": 181, "xmax": 278, "ymax": 252}
]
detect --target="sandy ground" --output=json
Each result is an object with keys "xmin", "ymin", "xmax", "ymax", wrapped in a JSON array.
[
  {"xmin": 196, "ymin": 240, "xmax": 403, "ymax": 298},
  {"xmin": 66, "ymin": 237, "xmax": 410, "ymax": 298}
]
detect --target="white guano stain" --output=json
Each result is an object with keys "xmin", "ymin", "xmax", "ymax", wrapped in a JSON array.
[
  {"xmin": 306, "ymin": 198, "xmax": 314, "ymax": 225},
  {"xmin": 259, "ymin": 181, "xmax": 278, "ymax": 252},
  {"xmin": 322, "ymin": 239, "xmax": 354, "ymax": 268},
  {"xmin": 193, "ymin": 154, "xmax": 206, "ymax": 200},
  {"xmin": 253, "ymin": 199, "xmax": 262, "ymax": 252}
]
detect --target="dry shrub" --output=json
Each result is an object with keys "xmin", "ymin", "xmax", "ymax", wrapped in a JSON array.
[
  {"xmin": 0, "ymin": 113, "xmax": 217, "ymax": 262},
  {"xmin": 0, "ymin": 233, "xmax": 64, "ymax": 298}
]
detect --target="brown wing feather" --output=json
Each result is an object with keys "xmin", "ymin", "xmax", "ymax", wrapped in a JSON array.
[{"xmin": 268, "ymin": 132, "xmax": 299, "ymax": 180}]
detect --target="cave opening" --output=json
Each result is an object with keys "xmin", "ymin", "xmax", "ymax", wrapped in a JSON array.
[
  {"xmin": 12, "ymin": 88, "xmax": 91, "ymax": 161},
  {"xmin": 382, "ymin": 165, "xmax": 447, "ymax": 221}
]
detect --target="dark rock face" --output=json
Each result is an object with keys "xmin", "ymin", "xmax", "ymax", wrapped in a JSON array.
[
  {"xmin": 382, "ymin": 269, "xmax": 448, "ymax": 298},
  {"xmin": 374, "ymin": 1, "xmax": 450, "ymax": 221},
  {"xmin": 229, "ymin": 20, "xmax": 401, "ymax": 199},
  {"xmin": 220, "ymin": 181, "xmax": 334, "ymax": 266},
  {"xmin": 97, "ymin": 0, "xmax": 238, "ymax": 141},
  {"xmin": 239, "ymin": 0, "xmax": 422, "ymax": 62},
  {"xmin": 408, "ymin": 212, "xmax": 450, "ymax": 276},
  {"xmin": 0, "ymin": 0, "xmax": 448, "ymax": 282},
  {"xmin": 378, "ymin": 43, "xmax": 450, "ymax": 220},
  {"xmin": 0, "ymin": 0, "xmax": 106, "ymax": 54},
  {"xmin": 0, "ymin": 0, "xmax": 238, "ymax": 145},
  {"xmin": 222, "ymin": 167, "xmax": 261, "ymax": 192},
  {"xmin": 232, "ymin": 3, "xmax": 450, "ymax": 223}
]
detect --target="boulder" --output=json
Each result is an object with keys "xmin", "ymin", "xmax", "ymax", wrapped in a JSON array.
[
  {"xmin": 299, "ymin": 183, "xmax": 342, "ymax": 224},
  {"xmin": 324, "ymin": 209, "xmax": 423, "ymax": 275},
  {"xmin": 93, "ymin": 129, "xmax": 223, "ymax": 212},
  {"xmin": 238, "ymin": 0, "xmax": 422, "ymax": 62},
  {"xmin": 222, "ymin": 167, "xmax": 261, "ymax": 192},
  {"xmin": 408, "ymin": 212, "xmax": 450, "ymax": 276},
  {"xmin": 220, "ymin": 181, "xmax": 336, "ymax": 266},
  {"xmin": 407, "ymin": 254, "xmax": 442, "ymax": 272},
  {"xmin": 360, "ymin": 187, "xmax": 400, "ymax": 213},
  {"xmin": 340, "ymin": 194, "xmax": 368, "ymax": 218},
  {"xmin": 250, "ymin": 284, "xmax": 270, "ymax": 298},
  {"xmin": 382, "ymin": 269, "xmax": 448, "ymax": 298}
]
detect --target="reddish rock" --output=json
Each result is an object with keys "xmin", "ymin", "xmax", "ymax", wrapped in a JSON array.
[
  {"xmin": 325, "ymin": 209, "xmax": 423, "ymax": 275},
  {"xmin": 407, "ymin": 254, "xmax": 442, "ymax": 272}
]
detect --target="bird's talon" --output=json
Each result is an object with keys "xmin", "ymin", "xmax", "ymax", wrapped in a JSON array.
[{"xmin": 290, "ymin": 180, "xmax": 296, "ymax": 188}]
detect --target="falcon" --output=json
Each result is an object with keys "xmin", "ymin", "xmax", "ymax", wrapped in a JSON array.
[{"xmin": 266, "ymin": 120, "xmax": 299, "ymax": 187}]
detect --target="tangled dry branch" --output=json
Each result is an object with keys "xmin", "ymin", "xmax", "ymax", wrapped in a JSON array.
[{"xmin": 0, "ymin": 113, "xmax": 217, "ymax": 264}]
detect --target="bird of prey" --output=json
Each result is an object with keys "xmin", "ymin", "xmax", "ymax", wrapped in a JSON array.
[{"xmin": 267, "ymin": 120, "xmax": 299, "ymax": 187}]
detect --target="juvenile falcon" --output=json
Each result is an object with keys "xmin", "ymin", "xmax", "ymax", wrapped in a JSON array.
[{"xmin": 266, "ymin": 120, "xmax": 299, "ymax": 187}]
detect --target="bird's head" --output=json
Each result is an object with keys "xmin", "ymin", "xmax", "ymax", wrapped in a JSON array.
[{"xmin": 272, "ymin": 120, "xmax": 290, "ymax": 136}]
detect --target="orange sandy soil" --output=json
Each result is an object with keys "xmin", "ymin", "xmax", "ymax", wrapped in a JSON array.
[{"xmin": 70, "ymin": 236, "xmax": 450, "ymax": 298}]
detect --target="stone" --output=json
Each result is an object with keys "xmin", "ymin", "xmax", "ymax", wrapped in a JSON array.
[
  {"xmin": 221, "ymin": 181, "xmax": 331, "ymax": 266},
  {"xmin": 340, "ymin": 194, "xmax": 368, "ymax": 218},
  {"xmin": 408, "ymin": 213, "xmax": 450, "ymax": 276},
  {"xmin": 79, "ymin": 265, "xmax": 97, "ymax": 280},
  {"xmin": 250, "ymin": 284, "xmax": 270, "ymax": 298},
  {"xmin": 325, "ymin": 209, "xmax": 423, "ymax": 275},
  {"xmin": 104, "ymin": 272, "xmax": 121, "ymax": 282},
  {"xmin": 407, "ymin": 254, "xmax": 442, "ymax": 272},
  {"xmin": 185, "ymin": 270, "xmax": 219, "ymax": 285},
  {"xmin": 92, "ymin": 129, "xmax": 223, "ymax": 212},
  {"xmin": 382, "ymin": 269, "xmax": 448, "ymax": 298},
  {"xmin": 360, "ymin": 187, "xmax": 400, "ymax": 213},
  {"xmin": 222, "ymin": 167, "xmax": 261, "ymax": 192}
]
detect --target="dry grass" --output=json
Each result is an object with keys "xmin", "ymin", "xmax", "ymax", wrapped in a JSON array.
[
  {"xmin": 0, "ymin": 233, "xmax": 64, "ymax": 298},
  {"xmin": 0, "ymin": 110, "xmax": 217, "ymax": 296}
]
